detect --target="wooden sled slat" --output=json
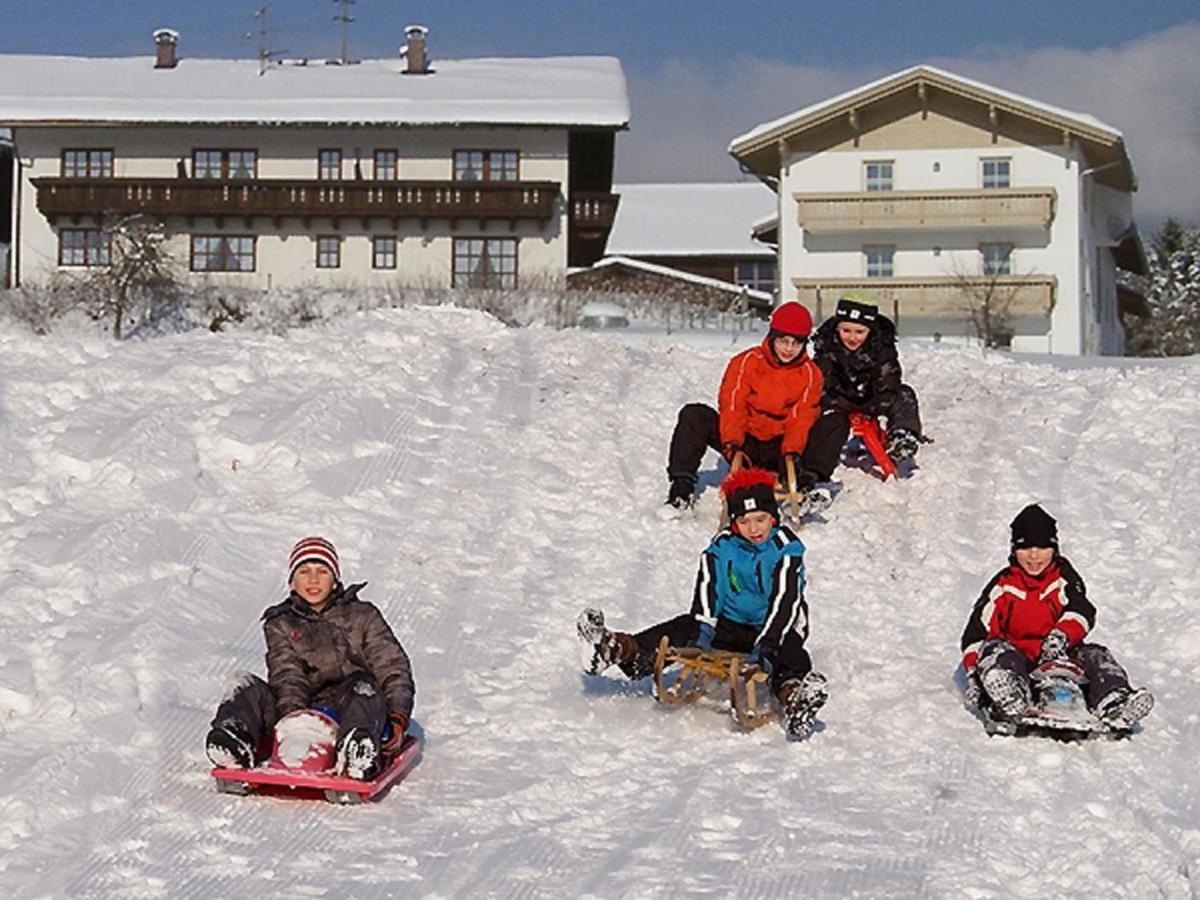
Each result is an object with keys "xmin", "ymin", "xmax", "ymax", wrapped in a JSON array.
[{"xmin": 654, "ymin": 636, "xmax": 775, "ymax": 731}]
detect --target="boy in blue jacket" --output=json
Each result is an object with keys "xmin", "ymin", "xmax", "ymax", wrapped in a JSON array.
[{"xmin": 579, "ymin": 468, "xmax": 828, "ymax": 740}]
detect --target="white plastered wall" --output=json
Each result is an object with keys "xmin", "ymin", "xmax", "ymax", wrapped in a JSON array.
[
  {"xmin": 14, "ymin": 123, "xmax": 569, "ymax": 289},
  {"xmin": 780, "ymin": 141, "xmax": 1094, "ymax": 354}
]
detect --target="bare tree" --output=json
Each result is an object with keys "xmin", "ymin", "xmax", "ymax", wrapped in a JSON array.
[
  {"xmin": 948, "ymin": 258, "xmax": 1033, "ymax": 349},
  {"xmin": 85, "ymin": 214, "xmax": 182, "ymax": 338}
]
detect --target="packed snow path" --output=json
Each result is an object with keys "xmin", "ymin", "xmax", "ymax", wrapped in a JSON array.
[{"xmin": 1, "ymin": 308, "xmax": 1198, "ymax": 898}]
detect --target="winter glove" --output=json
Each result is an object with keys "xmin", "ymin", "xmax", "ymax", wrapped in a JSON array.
[
  {"xmin": 963, "ymin": 670, "xmax": 983, "ymax": 710},
  {"xmin": 381, "ymin": 712, "xmax": 409, "ymax": 754},
  {"xmin": 693, "ymin": 621, "xmax": 716, "ymax": 652},
  {"xmin": 1038, "ymin": 629, "xmax": 1069, "ymax": 664}
]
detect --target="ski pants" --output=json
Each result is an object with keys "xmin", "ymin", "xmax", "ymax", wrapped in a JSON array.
[
  {"xmin": 799, "ymin": 385, "xmax": 923, "ymax": 480},
  {"xmin": 976, "ymin": 638, "xmax": 1131, "ymax": 710},
  {"xmin": 623, "ymin": 612, "xmax": 812, "ymax": 696},
  {"xmin": 211, "ymin": 671, "xmax": 391, "ymax": 761},
  {"xmin": 665, "ymin": 402, "xmax": 845, "ymax": 486}
]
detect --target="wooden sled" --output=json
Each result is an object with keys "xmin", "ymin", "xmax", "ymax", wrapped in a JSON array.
[
  {"xmin": 718, "ymin": 452, "xmax": 807, "ymax": 530},
  {"xmin": 653, "ymin": 636, "xmax": 775, "ymax": 730}
]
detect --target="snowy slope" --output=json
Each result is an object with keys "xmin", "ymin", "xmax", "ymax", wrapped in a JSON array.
[{"xmin": 1, "ymin": 307, "xmax": 1198, "ymax": 898}]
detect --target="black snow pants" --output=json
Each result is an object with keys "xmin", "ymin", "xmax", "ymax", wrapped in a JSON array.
[
  {"xmin": 976, "ymin": 638, "xmax": 1132, "ymax": 710},
  {"xmin": 211, "ymin": 671, "xmax": 391, "ymax": 762},
  {"xmin": 799, "ymin": 385, "xmax": 923, "ymax": 480},
  {"xmin": 622, "ymin": 613, "xmax": 812, "ymax": 696},
  {"xmin": 666, "ymin": 402, "xmax": 845, "ymax": 487}
]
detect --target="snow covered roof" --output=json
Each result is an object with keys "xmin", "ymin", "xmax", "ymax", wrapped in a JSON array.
[
  {"xmin": 605, "ymin": 182, "xmax": 777, "ymax": 257},
  {"xmin": 0, "ymin": 54, "xmax": 630, "ymax": 128},
  {"xmin": 730, "ymin": 65, "xmax": 1134, "ymax": 190},
  {"xmin": 581, "ymin": 255, "xmax": 773, "ymax": 303}
]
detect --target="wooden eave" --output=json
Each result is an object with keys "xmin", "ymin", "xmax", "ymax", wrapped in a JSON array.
[{"xmin": 730, "ymin": 68, "xmax": 1135, "ymax": 191}]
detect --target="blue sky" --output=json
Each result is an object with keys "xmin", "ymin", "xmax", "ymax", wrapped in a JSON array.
[
  {"xmin": 3, "ymin": 1, "xmax": 1199, "ymax": 223},
  {"xmin": 2, "ymin": 1, "xmax": 1196, "ymax": 72}
]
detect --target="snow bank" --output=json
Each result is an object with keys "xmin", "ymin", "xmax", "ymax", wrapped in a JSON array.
[{"xmin": 0, "ymin": 307, "xmax": 1197, "ymax": 896}]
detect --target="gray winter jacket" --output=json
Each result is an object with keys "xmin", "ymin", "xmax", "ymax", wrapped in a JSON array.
[{"xmin": 261, "ymin": 582, "xmax": 415, "ymax": 720}]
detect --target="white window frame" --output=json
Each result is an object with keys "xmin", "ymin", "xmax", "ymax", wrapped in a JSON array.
[
  {"xmin": 864, "ymin": 245, "xmax": 895, "ymax": 278},
  {"xmin": 864, "ymin": 160, "xmax": 894, "ymax": 192},
  {"xmin": 981, "ymin": 157, "xmax": 1011, "ymax": 189},
  {"xmin": 981, "ymin": 242, "xmax": 1013, "ymax": 276}
]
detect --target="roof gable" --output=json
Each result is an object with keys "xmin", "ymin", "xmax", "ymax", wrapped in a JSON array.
[{"xmin": 730, "ymin": 65, "xmax": 1134, "ymax": 191}]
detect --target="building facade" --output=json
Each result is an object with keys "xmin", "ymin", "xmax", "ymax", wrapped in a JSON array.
[
  {"xmin": 729, "ymin": 66, "xmax": 1147, "ymax": 355},
  {"xmin": 0, "ymin": 29, "xmax": 627, "ymax": 292}
]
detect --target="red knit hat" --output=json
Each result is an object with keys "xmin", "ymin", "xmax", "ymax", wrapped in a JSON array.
[
  {"xmin": 288, "ymin": 536, "xmax": 341, "ymax": 582},
  {"xmin": 722, "ymin": 468, "xmax": 779, "ymax": 521},
  {"xmin": 769, "ymin": 302, "xmax": 813, "ymax": 338}
]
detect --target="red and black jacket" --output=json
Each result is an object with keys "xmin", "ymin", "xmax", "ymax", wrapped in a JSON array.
[{"xmin": 960, "ymin": 555, "xmax": 1096, "ymax": 673}]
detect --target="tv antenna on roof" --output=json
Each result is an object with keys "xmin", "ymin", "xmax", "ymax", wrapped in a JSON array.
[
  {"xmin": 332, "ymin": 0, "xmax": 355, "ymax": 65},
  {"xmin": 247, "ymin": 2, "xmax": 287, "ymax": 76}
]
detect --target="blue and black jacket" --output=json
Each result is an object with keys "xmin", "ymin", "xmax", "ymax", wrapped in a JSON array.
[{"xmin": 689, "ymin": 524, "xmax": 809, "ymax": 652}]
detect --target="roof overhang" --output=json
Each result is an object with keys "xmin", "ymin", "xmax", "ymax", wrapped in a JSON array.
[
  {"xmin": 1112, "ymin": 226, "xmax": 1149, "ymax": 276},
  {"xmin": 729, "ymin": 65, "xmax": 1135, "ymax": 192},
  {"xmin": 1117, "ymin": 281, "xmax": 1150, "ymax": 319}
]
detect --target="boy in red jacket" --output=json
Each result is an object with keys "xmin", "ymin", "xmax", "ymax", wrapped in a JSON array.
[{"xmin": 960, "ymin": 504, "xmax": 1153, "ymax": 727}]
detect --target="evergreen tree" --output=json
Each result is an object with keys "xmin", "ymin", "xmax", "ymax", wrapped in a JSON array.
[{"xmin": 1126, "ymin": 219, "xmax": 1200, "ymax": 356}]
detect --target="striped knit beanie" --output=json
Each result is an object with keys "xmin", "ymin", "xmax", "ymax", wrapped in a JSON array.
[{"xmin": 288, "ymin": 536, "xmax": 341, "ymax": 582}]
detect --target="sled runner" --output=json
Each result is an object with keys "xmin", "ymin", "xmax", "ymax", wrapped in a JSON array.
[
  {"xmin": 980, "ymin": 660, "xmax": 1131, "ymax": 741},
  {"xmin": 847, "ymin": 413, "xmax": 897, "ymax": 481},
  {"xmin": 652, "ymin": 636, "xmax": 774, "ymax": 730},
  {"xmin": 211, "ymin": 735, "xmax": 421, "ymax": 804}
]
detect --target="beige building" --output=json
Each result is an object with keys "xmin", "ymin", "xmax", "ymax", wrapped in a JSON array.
[
  {"xmin": 0, "ymin": 28, "xmax": 628, "ymax": 292},
  {"xmin": 730, "ymin": 65, "xmax": 1148, "ymax": 355}
]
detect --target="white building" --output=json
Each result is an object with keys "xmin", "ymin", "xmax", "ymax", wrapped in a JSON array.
[
  {"xmin": 0, "ymin": 28, "xmax": 628, "ymax": 292},
  {"xmin": 729, "ymin": 65, "xmax": 1148, "ymax": 355}
]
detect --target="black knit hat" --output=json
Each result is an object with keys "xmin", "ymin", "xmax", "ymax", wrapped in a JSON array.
[
  {"xmin": 1010, "ymin": 504, "xmax": 1058, "ymax": 550},
  {"xmin": 723, "ymin": 468, "xmax": 779, "ymax": 521},
  {"xmin": 835, "ymin": 296, "xmax": 878, "ymax": 326}
]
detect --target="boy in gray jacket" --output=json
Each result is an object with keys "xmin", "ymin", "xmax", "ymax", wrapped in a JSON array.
[{"xmin": 205, "ymin": 536, "xmax": 415, "ymax": 780}]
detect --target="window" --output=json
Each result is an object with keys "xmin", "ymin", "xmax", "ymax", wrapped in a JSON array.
[
  {"xmin": 61, "ymin": 149, "xmax": 113, "ymax": 178},
  {"xmin": 981, "ymin": 243, "xmax": 1013, "ymax": 276},
  {"xmin": 453, "ymin": 237, "xmax": 517, "ymax": 288},
  {"xmin": 982, "ymin": 158, "xmax": 1011, "ymax": 189},
  {"xmin": 454, "ymin": 150, "xmax": 519, "ymax": 182},
  {"xmin": 192, "ymin": 149, "xmax": 257, "ymax": 180},
  {"xmin": 191, "ymin": 235, "xmax": 255, "ymax": 272},
  {"xmin": 316, "ymin": 236, "xmax": 341, "ymax": 269},
  {"xmin": 864, "ymin": 160, "xmax": 893, "ymax": 192},
  {"xmin": 374, "ymin": 150, "xmax": 398, "ymax": 181},
  {"xmin": 59, "ymin": 228, "xmax": 109, "ymax": 266},
  {"xmin": 318, "ymin": 149, "xmax": 343, "ymax": 181},
  {"xmin": 736, "ymin": 260, "xmax": 776, "ymax": 293},
  {"xmin": 373, "ymin": 236, "xmax": 397, "ymax": 269},
  {"xmin": 865, "ymin": 245, "xmax": 895, "ymax": 277}
]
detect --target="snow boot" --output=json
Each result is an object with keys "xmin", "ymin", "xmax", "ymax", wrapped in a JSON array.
[
  {"xmin": 1095, "ymin": 686, "xmax": 1155, "ymax": 728},
  {"xmin": 794, "ymin": 471, "xmax": 833, "ymax": 515},
  {"xmin": 206, "ymin": 720, "xmax": 254, "ymax": 769},
  {"xmin": 577, "ymin": 607, "xmax": 638, "ymax": 675},
  {"xmin": 885, "ymin": 428, "xmax": 920, "ymax": 463},
  {"xmin": 661, "ymin": 478, "xmax": 696, "ymax": 516},
  {"xmin": 336, "ymin": 727, "xmax": 381, "ymax": 781},
  {"xmin": 981, "ymin": 667, "xmax": 1031, "ymax": 720},
  {"xmin": 778, "ymin": 671, "xmax": 828, "ymax": 741}
]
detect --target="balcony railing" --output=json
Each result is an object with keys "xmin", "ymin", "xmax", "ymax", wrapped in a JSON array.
[
  {"xmin": 794, "ymin": 188, "xmax": 1057, "ymax": 233},
  {"xmin": 33, "ymin": 177, "xmax": 560, "ymax": 223},
  {"xmin": 792, "ymin": 275, "xmax": 1056, "ymax": 320},
  {"xmin": 569, "ymin": 191, "xmax": 620, "ymax": 230}
]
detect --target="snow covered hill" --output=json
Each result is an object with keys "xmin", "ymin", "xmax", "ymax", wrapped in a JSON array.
[{"xmin": 1, "ymin": 307, "xmax": 1198, "ymax": 898}]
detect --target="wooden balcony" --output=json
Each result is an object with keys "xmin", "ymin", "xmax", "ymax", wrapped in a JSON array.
[
  {"xmin": 33, "ymin": 177, "xmax": 560, "ymax": 226},
  {"xmin": 794, "ymin": 188, "xmax": 1057, "ymax": 233},
  {"xmin": 569, "ymin": 191, "xmax": 620, "ymax": 231},
  {"xmin": 793, "ymin": 275, "xmax": 1056, "ymax": 320}
]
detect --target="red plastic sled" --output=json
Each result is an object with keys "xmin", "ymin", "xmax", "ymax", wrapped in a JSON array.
[
  {"xmin": 848, "ymin": 413, "xmax": 898, "ymax": 481},
  {"xmin": 211, "ymin": 735, "xmax": 421, "ymax": 804}
]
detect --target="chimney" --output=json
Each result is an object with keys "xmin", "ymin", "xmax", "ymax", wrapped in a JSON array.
[
  {"xmin": 403, "ymin": 25, "xmax": 429, "ymax": 75},
  {"xmin": 154, "ymin": 28, "xmax": 180, "ymax": 69}
]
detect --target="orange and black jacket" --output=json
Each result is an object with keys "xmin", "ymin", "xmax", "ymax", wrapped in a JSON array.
[{"xmin": 717, "ymin": 337, "xmax": 824, "ymax": 457}]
